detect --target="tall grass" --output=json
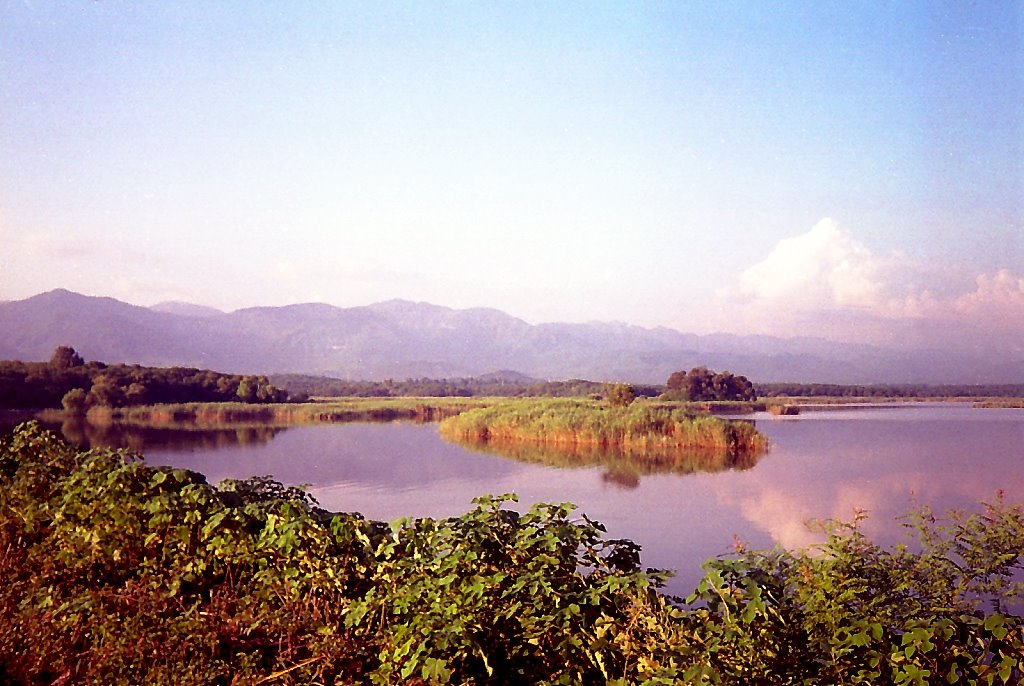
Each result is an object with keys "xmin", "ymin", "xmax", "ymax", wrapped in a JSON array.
[
  {"xmin": 438, "ymin": 398, "xmax": 768, "ymax": 456},
  {"xmin": 973, "ymin": 398, "xmax": 1024, "ymax": 409},
  {"xmin": 50, "ymin": 397, "xmax": 491, "ymax": 428}
]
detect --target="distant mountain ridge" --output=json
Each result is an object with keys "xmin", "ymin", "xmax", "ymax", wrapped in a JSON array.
[
  {"xmin": 150, "ymin": 301, "xmax": 225, "ymax": 318},
  {"xmin": 0, "ymin": 289, "xmax": 1020, "ymax": 384}
]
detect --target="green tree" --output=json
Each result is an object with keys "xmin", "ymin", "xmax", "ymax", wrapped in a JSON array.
[
  {"xmin": 86, "ymin": 374, "xmax": 124, "ymax": 408},
  {"xmin": 49, "ymin": 346, "xmax": 84, "ymax": 370},
  {"xmin": 683, "ymin": 367, "xmax": 713, "ymax": 401},
  {"xmin": 606, "ymin": 383, "xmax": 637, "ymax": 407},
  {"xmin": 236, "ymin": 376, "xmax": 258, "ymax": 403},
  {"xmin": 257, "ymin": 383, "xmax": 285, "ymax": 403},
  {"xmin": 664, "ymin": 367, "xmax": 756, "ymax": 402},
  {"xmin": 124, "ymin": 382, "xmax": 149, "ymax": 405},
  {"xmin": 61, "ymin": 388, "xmax": 87, "ymax": 414},
  {"xmin": 666, "ymin": 370, "xmax": 686, "ymax": 392}
]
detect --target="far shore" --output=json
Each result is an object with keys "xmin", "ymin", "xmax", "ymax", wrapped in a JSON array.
[{"xmin": 6, "ymin": 394, "xmax": 1019, "ymax": 435}]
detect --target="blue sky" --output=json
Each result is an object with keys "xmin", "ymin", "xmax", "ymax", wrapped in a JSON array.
[{"xmin": 1, "ymin": 2, "xmax": 1021, "ymax": 351}]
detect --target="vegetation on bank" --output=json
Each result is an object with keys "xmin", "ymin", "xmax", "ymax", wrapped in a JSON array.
[
  {"xmin": 974, "ymin": 399, "xmax": 1024, "ymax": 409},
  {"xmin": 280, "ymin": 370, "xmax": 1024, "ymax": 404},
  {"xmin": 758, "ymin": 382, "xmax": 1024, "ymax": 399},
  {"xmin": 54, "ymin": 397, "xmax": 491, "ymax": 428},
  {"xmin": 5, "ymin": 350, "xmax": 1021, "ymax": 418},
  {"xmin": 438, "ymin": 399, "xmax": 768, "ymax": 457},
  {"xmin": 274, "ymin": 373, "xmax": 664, "ymax": 401},
  {"xmin": 1, "ymin": 423, "xmax": 1022, "ymax": 685},
  {"xmin": 277, "ymin": 368, "xmax": 758, "ymax": 403},
  {"xmin": 0, "ymin": 347, "xmax": 290, "ymax": 411}
]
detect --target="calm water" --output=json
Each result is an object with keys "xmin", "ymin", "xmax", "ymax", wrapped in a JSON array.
[{"xmin": 11, "ymin": 403, "xmax": 1024, "ymax": 596}]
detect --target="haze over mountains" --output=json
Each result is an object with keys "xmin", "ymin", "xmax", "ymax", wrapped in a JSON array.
[{"xmin": 0, "ymin": 289, "xmax": 1020, "ymax": 385}]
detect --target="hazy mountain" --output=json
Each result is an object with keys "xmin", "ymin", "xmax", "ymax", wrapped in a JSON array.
[
  {"xmin": 150, "ymin": 301, "xmax": 225, "ymax": 318},
  {"xmin": 0, "ymin": 289, "xmax": 1019, "ymax": 384}
]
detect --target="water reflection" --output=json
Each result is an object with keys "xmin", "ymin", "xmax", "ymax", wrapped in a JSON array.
[
  {"xmin": 448, "ymin": 436, "xmax": 764, "ymax": 489},
  {"xmin": 727, "ymin": 406, "xmax": 1024, "ymax": 550},
  {"xmin": 53, "ymin": 417, "xmax": 288, "ymax": 453},
  {"xmin": 0, "ymin": 412, "xmax": 291, "ymax": 453}
]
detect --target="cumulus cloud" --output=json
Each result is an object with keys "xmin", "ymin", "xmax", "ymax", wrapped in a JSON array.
[
  {"xmin": 731, "ymin": 218, "xmax": 889, "ymax": 310},
  {"xmin": 951, "ymin": 269, "xmax": 1024, "ymax": 320},
  {"xmin": 716, "ymin": 218, "xmax": 1024, "ymax": 350}
]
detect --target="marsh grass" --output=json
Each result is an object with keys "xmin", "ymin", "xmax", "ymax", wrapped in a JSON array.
[
  {"xmin": 973, "ymin": 398, "xmax": 1024, "ymax": 409},
  {"xmin": 438, "ymin": 398, "xmax": 768, "ymax": 457},
  {"xmin": 41, "ymin": 397, "xmax": 492, "ymax": 428},
  {"xmin": 651, "ymin": 399, "xmax": 766, "ymax": 414}
]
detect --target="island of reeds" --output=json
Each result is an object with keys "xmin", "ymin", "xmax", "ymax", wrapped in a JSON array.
[{"xmin": 438, "ymin": 398, "xmax": 768, "ymax": 458}]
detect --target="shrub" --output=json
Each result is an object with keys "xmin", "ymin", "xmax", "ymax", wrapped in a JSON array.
[
  {"xmin": 60, "ymin": 387, "xmax": 88, "ymax": 414},
  {"xmin": 606, "ymin": 384, "xmax": 638, "ymax": 407}
]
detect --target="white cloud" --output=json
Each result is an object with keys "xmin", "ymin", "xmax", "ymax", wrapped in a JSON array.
[
  {"xmin": 728, "ymin": 218, "xmax": 898, "ymax": 312},
  {"xmin": 714, "ymin": 218, "xmax": 1024, "ymax": 349},
  {"xmin": 952, "ymin": 269, "xmax": 1024, "ymax": 319}
]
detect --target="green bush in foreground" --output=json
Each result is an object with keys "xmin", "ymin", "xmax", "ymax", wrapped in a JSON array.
[{"xmin": 0, "ymin": 423, "xmax": 1022, "ymax": 685}]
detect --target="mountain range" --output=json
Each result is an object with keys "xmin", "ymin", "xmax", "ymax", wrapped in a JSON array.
[{"xmin": 0, "ymin": 289, "xmax": 1020, "ymax": 384}]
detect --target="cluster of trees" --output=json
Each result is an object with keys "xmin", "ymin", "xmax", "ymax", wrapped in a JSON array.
[
  {"xmin": 2, "ymin": 423, "xmax": 1021, "ymax": 685},
  {"xmin": 272, "ymin": 375, "xmax": 478, "ymax": 398},
  {"xmin": 663, "ymin": 367, "xmax": 756, "ymax": 402},
  {"xmin": 0, "ymin": 347, "xmax": 289, "ymax": 411}
]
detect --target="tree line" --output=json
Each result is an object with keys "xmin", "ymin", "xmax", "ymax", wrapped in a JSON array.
[
  {"xmin": 5, "ymin": 349, "xmax": 1018, "ymax": 410},
  {"xmin": 756, "ymin": 382, "xmax": 1024, "ymax": 398},
  {"xmin": 273, "ymin": 369, "xmax": 754, "ymax": 402},
  {"xmin": 271, "ymin": 374, "xmax": 663, "ymax": 400},
  {"xmin": 0, "ymin": 346, "xmax": 289, "ymax": 411},
  {"xmin": 278, "ymin": 371, "xmax": 1024, "ymax": 402}
]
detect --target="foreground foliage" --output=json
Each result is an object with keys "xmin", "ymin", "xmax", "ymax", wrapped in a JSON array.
[{"xmin": 1, "ymin": 423, "xmax": 1022, "ymax": 685}]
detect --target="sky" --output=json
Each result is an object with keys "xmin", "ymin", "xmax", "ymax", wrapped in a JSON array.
[{"xmin": 1, "ymin": 2, "xmax": 1022, "ymax": 352}]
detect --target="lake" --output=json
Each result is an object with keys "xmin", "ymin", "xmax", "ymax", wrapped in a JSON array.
[{"xmin": 11, "ymin": 402, "xmax": 1024, "ymax": 596}]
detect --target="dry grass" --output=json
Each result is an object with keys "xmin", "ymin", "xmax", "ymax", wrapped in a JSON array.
[{"xmin": 39, "ymin": 397, "xmax": 492, "ymax": 429}]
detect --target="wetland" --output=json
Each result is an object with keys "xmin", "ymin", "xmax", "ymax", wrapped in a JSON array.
[{"xmin": 8, "ymin": 400, "xmax": 1022, "ymax": 596}]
